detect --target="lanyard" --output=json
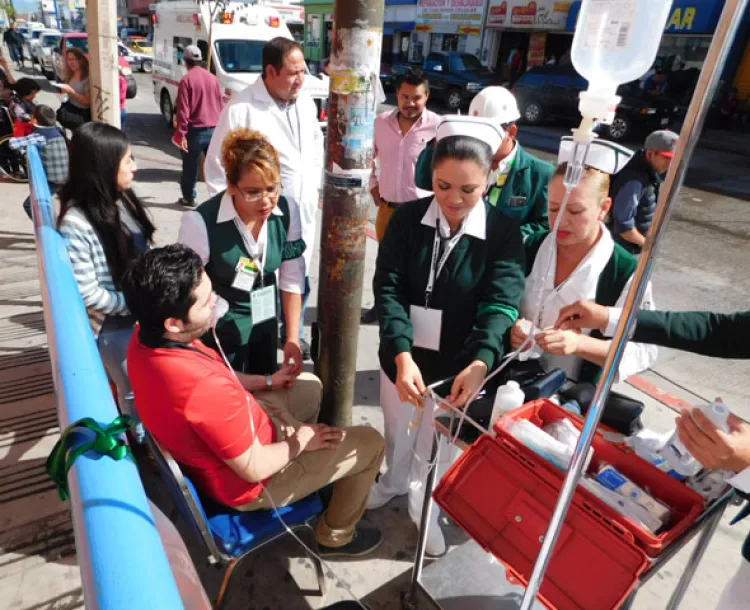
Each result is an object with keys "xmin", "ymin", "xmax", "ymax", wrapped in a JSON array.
[
  {"xmin": 233, "ymin": 216, "xmax": 269, "ymax": 288},
  {"xmin": 425, "ymin": 220, "xmax": 464, "ymax": 308}
]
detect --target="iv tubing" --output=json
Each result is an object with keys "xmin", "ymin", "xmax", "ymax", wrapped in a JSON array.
[{"xmin": 520, "ymin": 1, "xmax": 749, "ymax": 608}]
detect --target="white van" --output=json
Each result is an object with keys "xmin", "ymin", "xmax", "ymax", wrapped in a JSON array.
[{"xmin": 152, "ymin": 1, "xmax": 329, "ymax": 131}]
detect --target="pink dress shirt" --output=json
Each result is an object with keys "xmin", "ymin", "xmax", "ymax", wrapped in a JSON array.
[{"xmin": 369, "ymin": 108, "xmax": 440, "ymax": 204}]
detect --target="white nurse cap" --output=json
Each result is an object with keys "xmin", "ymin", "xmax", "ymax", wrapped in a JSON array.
[
  {"xmin": 557, "ymin": 137, "xmax": 634, "ymax": 175},
  {"xmin": 436, "ymin": 115, "xmax": 505, "ymax": 154}
]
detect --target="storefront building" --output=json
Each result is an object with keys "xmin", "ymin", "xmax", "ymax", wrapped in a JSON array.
[
  {"xmin": 484, "ymin": 1, "xmax": 573, "ymax": 77},
  {"xmin": 412, "ymin": 0, "xmax": 488, "ymax": 63}
]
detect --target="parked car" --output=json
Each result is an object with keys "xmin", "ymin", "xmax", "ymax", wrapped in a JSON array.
[
  {"xmin": 513, "ymin": 66, "xmax": 678, "ymax": 141},
  {"xmin": 129, "ymin": 39, "xmax": 152, "ymax": 56},
  {"xmin": 118, "ymin": 42, "xmax": 153, "ymax": 73},
  {"xmin": 53, "ymin": 33, "xmax": 137, "ymax": 98},
  {"xmin": 35, "ymin": 31, "xmax": 62, "ymax": 79},
  {"xmin": 27, "ymin": 27, "xmax": 56, "ymax": 64},
  {"xmin": 380, "ymin": 63, "xmax": 393, "ymax": 90},
  {"xmin": 391, "ymin": 52, "xmax": 502, "ymax": 110}
]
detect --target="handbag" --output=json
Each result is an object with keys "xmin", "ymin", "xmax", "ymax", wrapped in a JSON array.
[
  {"xmin": 559, "ymin": 382, "xmax": 645, "ymax": 436},
  {"xmin": 56, "ymin": 101, "xmax": 91, "ymax": 131}
]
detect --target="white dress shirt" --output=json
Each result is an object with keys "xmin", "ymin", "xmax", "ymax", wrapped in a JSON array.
[
  {"xmin": 204, "ymin": 78, "xmax": 324, "ymax": 278},
  {"xmin": 521, "ymin": 225, "xmax": 657, "ymax": 381},
  {"xmin": 177, "ymin": 192, "xmax": 305, "ymax": 294}
]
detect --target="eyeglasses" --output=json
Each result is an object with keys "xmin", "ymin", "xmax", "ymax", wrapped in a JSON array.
[{"xmin": 237, "ymin": 184, "xmax": 281, "ymax": 203}]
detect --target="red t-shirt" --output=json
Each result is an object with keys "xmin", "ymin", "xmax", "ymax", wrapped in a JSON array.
[{"xmin": 127, "ymin": 330, "xmax": 277, "ymax": 506}]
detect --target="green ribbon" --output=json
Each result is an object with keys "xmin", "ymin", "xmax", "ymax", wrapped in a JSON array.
[{"xmin": 46, "ymin": 415, "xmax": 135, "ymax": 502}]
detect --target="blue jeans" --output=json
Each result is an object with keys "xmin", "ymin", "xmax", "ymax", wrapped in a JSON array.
[
  {"xmin": 120, "ymin": 109, "xmax": 127, "ymax": 132},
  {"xmin": 180, "ymin": 126, "xmax": 214, "ymax": 201},
  {"xmin": 97, "ymin": 316, "xmax": 141, "ymax": 432},
  {"xmin": 280, "ymin": 276, "xmax": 311, "ymax": 343}
]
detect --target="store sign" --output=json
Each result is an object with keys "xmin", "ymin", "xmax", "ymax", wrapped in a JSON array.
[
  {"xmin": 416, "ymin": 23, "xmax": 434, "ymax": 32},
  {"xmin": 487, "ymin": 0, "xmax": 572, "ymax": 30},
  {"xmin": 458, "ymin": 24, "xmax": 482, "ymax": 35},
  {"xmin": 416, "ymin": 0, "xmax": 487, "ymax": 25}
]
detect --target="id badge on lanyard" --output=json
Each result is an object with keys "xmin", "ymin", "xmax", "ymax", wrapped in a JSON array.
[
  {"xmin": 410, "ymin": 221, "xmax": 463, "ymax": 351},
  {"xmin": 231, "ymin": 218, "xmax": 277, "ymax": 324}
]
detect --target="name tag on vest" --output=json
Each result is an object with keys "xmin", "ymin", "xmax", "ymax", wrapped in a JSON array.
[{"xmin": 508, "ymin": 196, "xmax": 527, "ymax": 209}]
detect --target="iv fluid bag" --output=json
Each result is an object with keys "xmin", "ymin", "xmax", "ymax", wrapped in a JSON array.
[{"xmin": 571, "ymin": 0, "xmax": 673, "ymax": 94}]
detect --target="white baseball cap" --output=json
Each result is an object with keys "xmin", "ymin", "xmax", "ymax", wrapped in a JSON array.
[
  {"xmin": 436, "ymin": 116, "xmax": 505, "ymax": 154},
  {"xmin": 469, "ymin": 87, "xmax": 521, "ymax": 125}
]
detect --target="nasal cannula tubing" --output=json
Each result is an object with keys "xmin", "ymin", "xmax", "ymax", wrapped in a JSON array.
[{"xmin": 210, "ymin": 325, "xmax": 370, "ymax": 610}]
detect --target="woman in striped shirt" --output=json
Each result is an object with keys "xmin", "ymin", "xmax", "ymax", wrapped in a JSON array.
[{"xmin": 58, "ymin": 122, "xmax": 155, "ymax": 437}]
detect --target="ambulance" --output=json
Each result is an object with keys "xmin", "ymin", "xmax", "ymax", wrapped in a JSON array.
[{"xmin": 152, "ymin": 1, "xmax": 329, "ymax": 130}]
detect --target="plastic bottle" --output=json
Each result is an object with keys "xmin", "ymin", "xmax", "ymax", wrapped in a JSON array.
[
  {"xmin": 570, "ymin": 0, "xmax": 673, "ymax": 130},
  {"xmin": 489, "ymin": 381, "xmax": 525, "ymax": 435},
  {"xmin": 661, "ymin": 402, "xmax": 732, "ymax": 477}
]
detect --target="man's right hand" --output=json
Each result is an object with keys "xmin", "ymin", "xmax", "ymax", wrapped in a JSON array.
[
  {"xmin": 293, "ymin": 423, "xmax": 345, "ymax": 453},
  {"xmin": 555, "ymin": 300, "xmax": 609, "ymax": 332},
  {"xmin": 371, "ymin": 186, "xmax": 381, "ymax": 206}
]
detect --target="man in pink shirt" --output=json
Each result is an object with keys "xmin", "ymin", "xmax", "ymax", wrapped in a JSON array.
[
  {"xmin": 362, "ymin": 71, "xmax": 440, "ymax": 324},
  {"xmin": 174, "ymin": 45, "xmax": 224, "ymax": 209}
]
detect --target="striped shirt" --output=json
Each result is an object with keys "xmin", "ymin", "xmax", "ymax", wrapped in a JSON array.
[{"xmin": 58, "ymin": 204, "xmax": 138, "ymax": 337}]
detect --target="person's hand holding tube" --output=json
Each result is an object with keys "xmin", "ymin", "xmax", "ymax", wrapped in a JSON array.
[
  {"xmin": 395, "ymin": 352, "xmax": 426, "ymax": 407},
  {"xmin": 555, "ymin": 300, "xmax": 610, "ymax": 332},
  {"xmin": 677, "ymin": 402, "xmax": 750, "ymax": 473},
  {"xmin": 448, "ymin": 360, "xmax": 488, "ymax": 408}
]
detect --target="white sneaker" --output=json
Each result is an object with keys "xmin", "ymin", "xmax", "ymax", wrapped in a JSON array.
[
  {"xmin": 424, "ymin": 521, "xmax": 446, "ymax": 557},
  {"xmin": 366, "ymin": 481, "xmax": 402, "ymax": 510}
]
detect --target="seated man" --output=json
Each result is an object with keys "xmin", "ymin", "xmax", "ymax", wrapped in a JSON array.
[{"xmin": 122, "ymin": 244, "xmax": 385, "ymax": 557}]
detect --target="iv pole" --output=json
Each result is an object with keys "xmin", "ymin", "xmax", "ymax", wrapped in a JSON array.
[{"xmin": 520, "ymin": 0, "xmax": 749, "ymax": 608}]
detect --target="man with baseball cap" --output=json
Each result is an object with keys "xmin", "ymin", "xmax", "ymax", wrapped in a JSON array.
[
  {"xmin": 608, "ymin": 129, "xmax": 678, "ymax": 254},
  {"xmin": 173, "ymin": 45, "xmax": 224, "ymax": 209},
  {"xmin": 415, "ymin": 86, "xmax": 553, "ymax": 237}
]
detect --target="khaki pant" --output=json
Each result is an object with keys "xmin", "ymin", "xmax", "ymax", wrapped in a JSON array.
[
  {"xmin": 375, "ymin": 203, "xmax": 397, "ymax": 242},
  {"xmin": 237, "ymin": 373, "xmax": 385, "ymax": 548}
]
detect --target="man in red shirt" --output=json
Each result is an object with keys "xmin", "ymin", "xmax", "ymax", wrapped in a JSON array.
[
  {"xmin": 174, "ymin": 45, "xmax": 224, "ymax": 209},
  {"xmin": 123, "ymin": 244, "xmax": 385, "ymax": 556}
]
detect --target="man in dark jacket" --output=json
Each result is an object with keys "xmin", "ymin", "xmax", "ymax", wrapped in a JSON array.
[
  {"xmin": 608, "ymin": 130, "xmax": 678, "ymax": 254},
  {"xmin": 3, "ymin": 23, "xmax": 25, "ymax": 70}
]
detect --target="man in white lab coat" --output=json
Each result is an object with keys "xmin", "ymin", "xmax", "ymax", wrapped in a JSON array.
[{"xmin": 205, "ymin": 37, "xmax": 324, "ymax": 360}]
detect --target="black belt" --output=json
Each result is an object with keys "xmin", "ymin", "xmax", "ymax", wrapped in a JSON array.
[{"xmin": 380, "ymin": 199, "xmax": 401, "ymax": 209}]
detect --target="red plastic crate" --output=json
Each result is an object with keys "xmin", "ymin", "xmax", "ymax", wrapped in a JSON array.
[
  {"xmin": 495, "ymin": 400, "xmax": 706, "ymax": 557},
  {"xmin": 434, "ymin": 434, "xmax": 649, "ymax": 610}
]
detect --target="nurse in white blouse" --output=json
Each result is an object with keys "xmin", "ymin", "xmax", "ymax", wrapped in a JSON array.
[{"xmin": 510, "ymin": 139, "xmax": 657, "ymax": 383}]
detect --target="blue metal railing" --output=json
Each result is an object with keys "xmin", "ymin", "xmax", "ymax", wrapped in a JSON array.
[{"xmin": 27, "ymin": 146, "xmax": 185, "ymax": 609}]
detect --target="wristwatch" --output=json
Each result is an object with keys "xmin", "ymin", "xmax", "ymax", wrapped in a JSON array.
[{"xmin": 265, "ymin": 375, "xmax": 273, "ymax": 389}]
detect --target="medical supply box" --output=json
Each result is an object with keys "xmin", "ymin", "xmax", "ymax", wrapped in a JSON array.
[{"xmin": 432, "ymin": 399, "xmax": 706, "ymax": 610}]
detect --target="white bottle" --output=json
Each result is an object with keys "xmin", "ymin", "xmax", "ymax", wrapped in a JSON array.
[
  {"xmin": 490, "ymin": 381, "xmax": 525, "ymax": 435},
  {"xmin": 661, "ymin": 402, "xmax": 732, "ymax": 477}
]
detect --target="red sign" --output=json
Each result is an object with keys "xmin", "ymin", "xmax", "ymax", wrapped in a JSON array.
[
  {"xmin": 511, "ymin": 1, "xmax": 537, "ymax": 25},
  {"xmin": 488, "ymin": 1, "xmax": 508, "ymax": 26}
]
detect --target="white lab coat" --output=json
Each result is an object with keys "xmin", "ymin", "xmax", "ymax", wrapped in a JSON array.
[
  {"xmin": 204, "ymin": 78, "xmax": 324, "ymax": 276},
  {"xmin": 520, "ymin": 225, "xmax": 658, "ymax": 381}
]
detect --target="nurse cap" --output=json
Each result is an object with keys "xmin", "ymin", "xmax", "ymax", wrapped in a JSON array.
[
  {"xmin": 435, "ymin": 115, "xmax": 505, "ymax": 155},
  {"xmin": 557, "ymin": 137, "xmax": 633, "ymax": 175}
]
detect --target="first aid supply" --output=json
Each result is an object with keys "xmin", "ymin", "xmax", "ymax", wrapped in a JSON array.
[
  {"xmin": 517, "ymin": 319, "xmax": 543, "ymax": 361},
  {"xmin": 210, "ymin": 295, "xmax": 229, "ymax": 329},
  {"xmin": 502, "ymin": 418, "xmax": 593, "ymax": 473},
  {"xmin": 661, "ymin": 401, "xmax": 731, "ymax": 477},
  {"xmin": 687, "ymin": 469, "xmax": 731, "ymax": 502},
  {"xmin": 579, "ymin": 476, "xmax": 663, "ymax": 535},
  {"xmin": 489, "ymin": 381, "xmax": 525, "ymax": 433},
  {"xmin": 595, "ymin": 464, "xmax": 671, "ymax": 527},
  {"xmin": 561, "ymin": 400, "xmax": 582, "ymax": 416},
  {"xmin": 627, "ymin": 429, "xmax": 686, "ymax": 481}
]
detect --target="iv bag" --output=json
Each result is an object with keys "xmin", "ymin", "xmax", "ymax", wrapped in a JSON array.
[{"xmin": 571, "ymin": 0, "xmax": 673, "ymax": 95}]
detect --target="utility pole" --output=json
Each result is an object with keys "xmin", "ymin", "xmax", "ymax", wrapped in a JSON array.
[
  {"xmin": 86, "ymin": 0, "xmax": 120, "ymax": 128},
  {"xmin": 314, "ymin": 0, "xmax": 385, "ymax": 427}
]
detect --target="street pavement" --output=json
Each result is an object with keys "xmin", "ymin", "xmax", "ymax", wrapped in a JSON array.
[{"xmin": 0, "ymin": 69, "xmax": 748, "ymax": 609}]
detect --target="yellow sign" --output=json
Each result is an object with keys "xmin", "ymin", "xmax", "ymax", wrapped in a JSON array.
[
  {"xmin": 666, "ymin": 7, "xmax": 697, "ymax": 31},
  {"xmin": 415, "ymin": 23, "xmax": 433, "ymax": 33},
  {"xmin": 458, "ymin": 25, "xmax": 482, "ymax": 35}
]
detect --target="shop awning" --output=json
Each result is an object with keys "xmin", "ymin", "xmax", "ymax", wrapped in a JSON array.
[{"xmin": 383, "ymin": 21, "xmax": 415, "ymax": 35}]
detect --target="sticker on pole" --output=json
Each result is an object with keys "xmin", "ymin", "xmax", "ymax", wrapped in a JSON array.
[
  {"xmin": 325, "ymin": 171, "xmax": 366, "ymax": 189},
  {"xmin": 582, "ymin": 0, "xmax": 637, "ymax": 51}
]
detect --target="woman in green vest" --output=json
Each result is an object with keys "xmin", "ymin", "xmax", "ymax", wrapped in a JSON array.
[
  {"xmin": 510, "ymin": 144, "xmax": 657, "ymax": 384},
  {"xmin": 368, "ymin": 116, "xmax": 526, "ymax": 556},
  {"xmin": 178, "ymin": 128, "xmax": 306, "ymax": 376}
]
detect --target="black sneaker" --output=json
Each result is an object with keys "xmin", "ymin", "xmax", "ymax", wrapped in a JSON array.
[
  {"xmin": 360, "ymin": 307, "xmax": 378, "ymax": 325},
  {"xmin": 177, "ymin": 197, "xmax": 198, "ymax": 209},
  {"xmin": 300, "ymin": 338, "xmax": 312, "ymax": 361},
  {"xmin": 318, "ymin": 522, "xmax": 383, "ymax": 558}
]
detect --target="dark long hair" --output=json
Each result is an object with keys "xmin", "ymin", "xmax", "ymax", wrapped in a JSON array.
[
  {"xmin": 432, "ymin": 135, "xmax": 493, "ymax": 175},
  {"xmin": 58, "ymin": 122, "xmax": 155, "ymax": 286}
]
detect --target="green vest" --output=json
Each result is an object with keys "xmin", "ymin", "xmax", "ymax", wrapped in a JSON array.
[
  {"xmin": 196, "ymin": 192, "xmax": 305, "ymax": 375},
  {"xmin": 524, "ymin": 230, "xmax": 638, "ymax": 383}
]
